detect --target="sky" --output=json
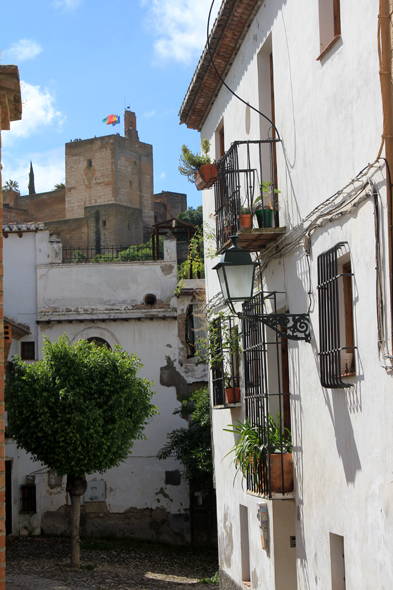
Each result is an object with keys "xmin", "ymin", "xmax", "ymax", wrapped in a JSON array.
[{"xmin": 0, "ymin": 0, "xmax": 220, "ymax": 210}]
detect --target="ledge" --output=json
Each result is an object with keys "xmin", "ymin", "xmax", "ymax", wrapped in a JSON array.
[
  {"xmin": 218, "ymin": 227, "xmax": 286, "ymax": 253},
  {"xmin": 316, "ymin": 35, "xmax": 341, "ymax": 61}
]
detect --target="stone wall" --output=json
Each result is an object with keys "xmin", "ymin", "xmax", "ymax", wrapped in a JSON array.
[
  {"xmin": 3, "ymin": 189, "xmax": 66, "ymax": 222},
  {"xmin": 154, "ymin": 191, "xmax": 187, "ymax": 224}
]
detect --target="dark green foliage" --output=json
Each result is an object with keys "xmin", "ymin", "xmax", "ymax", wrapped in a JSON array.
[
  {"xmin": 178, "ymin": 139, "xmax": 212, "ymax": 183},
  {"xmin": 6, "ymin": 334, "xmax": 157, "ymax": 478},
  {"xmin": 177, "ymin": 206, "xmax": 203, "ymax": 230},
  {"xmin": 157, "ymin": 387, "xmax": 213, "ymax": 498},
  {"xmin": 53, "ymin": 183, "xmax": 66, "ymax": 190},
  {"xmin": 2, "ymin": 179, "xmax": 19, "ymax": 192}
]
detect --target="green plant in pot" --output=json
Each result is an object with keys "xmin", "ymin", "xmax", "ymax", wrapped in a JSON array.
[
  {"xmin": 196, "ymin": 312, "xmax": 242, "ymax": 404},
  {"xmin": 178, "ymin": 138, "xmax": 217, "ymax": 190},
  {"xmin": 224, "ymin": 413, "xmax": 293, "ymax": 492},
  {"xmin": 253, "ymin": 181, "xmax": 280, "ymax": 228}
]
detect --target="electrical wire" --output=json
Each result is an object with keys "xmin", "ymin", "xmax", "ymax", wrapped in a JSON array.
[{"xmin": 207, "ymin": 0, "xmax": 281, "ymax": 141}]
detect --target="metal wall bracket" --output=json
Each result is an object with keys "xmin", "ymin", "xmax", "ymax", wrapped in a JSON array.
[{"xmin": 241, "ymin": 313, "xmax": 311, "ymax": 342}]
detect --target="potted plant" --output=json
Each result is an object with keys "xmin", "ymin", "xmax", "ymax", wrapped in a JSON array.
[
  {"xmin": 224, "ymin": 413, "xmax": 293, "ymax": 493},
  {"xmin": 253, "ymin": 181, "xmax": 280, "ymax": 228},
  {"xmin": 240, "ymin": 205, "xmax": 252, "ymax": 229},
  {"xmin": 196, "ymin": 312, "xmax": 242, "ymax": 405},
  {"xmin": 178, "ymin": 138, "xmax": 218, "ymax": 190}
]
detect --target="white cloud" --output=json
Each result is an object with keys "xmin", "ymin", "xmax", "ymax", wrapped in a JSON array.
[
  {"xmin": 5, "ymin": 82, "xmax": 65, "ymax": 141},
  {"xmin": 143, "ymin": 110, "xmax": 156, "ymax": 119},
  {"xmin": 143, "ymin": 0, "xmax": 219, "ymax": 65},
  {"xmin": 53, "ymin": 0, "xmax": 82, "ymax": 9},
  {"xmin": 2, "ymin": 148, "xmax": 65, "ymax": 195},
  {"xmin": 5, "ymin": 39, "xmax": 43, "ymax": 62},
  {"xmin": 159, "ymin": 172, "xmax": 166, "ymax": 180}
]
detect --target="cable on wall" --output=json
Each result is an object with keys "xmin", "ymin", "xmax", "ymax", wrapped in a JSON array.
[{"xmin": 207, "ymin": 0, "xmax": 281, "ymax": 141}]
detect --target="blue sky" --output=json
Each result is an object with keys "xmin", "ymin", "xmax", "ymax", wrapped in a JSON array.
[{"xmin": 1, "ymin": 0, "xmax": 219, "ymax": 210}]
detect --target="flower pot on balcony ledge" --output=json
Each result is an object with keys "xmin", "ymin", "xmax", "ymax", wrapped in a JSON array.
[
  {"xmin": 225, "ymin": 386, "xmax": 240, "ymax": 404},
  {"xmin": 195, "ymin": 163, "xmax": 218, "ymax": 190},
  {"xmin": 240, "ymin": 213, "xmax": 252, "ymax": 228}
]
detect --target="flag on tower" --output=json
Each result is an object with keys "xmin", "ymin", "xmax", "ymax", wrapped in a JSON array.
[{"xmin": 102, "ymin": 114, "xmax": 120, "ymax": 126}]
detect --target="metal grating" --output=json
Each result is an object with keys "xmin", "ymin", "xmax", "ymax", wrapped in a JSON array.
[
  {"xmin": 317, "ymin": 243, "xmax": 356, "ymax": 388},
  {"xmin": 242, "ymin": 292, "xmax": 293, "ymax": 497},
  {"xmin": 214, "ymin": 140, "xmax": 280, "ymax": 251}
]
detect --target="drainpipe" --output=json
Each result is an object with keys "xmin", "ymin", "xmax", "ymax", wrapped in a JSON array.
[{"xmin": 378, "ymin": 0, "xmax": 393, "ymax": 337}]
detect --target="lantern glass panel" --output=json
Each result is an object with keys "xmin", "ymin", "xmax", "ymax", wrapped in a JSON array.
[{"xmin": 224, "ymin": 264, "xmax": 255, "ymax": 301}]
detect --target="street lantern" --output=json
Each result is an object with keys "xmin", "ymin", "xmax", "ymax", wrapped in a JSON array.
[{"xmin": 213, "ymin": 236, "xmax": 257, "ymax": 311}]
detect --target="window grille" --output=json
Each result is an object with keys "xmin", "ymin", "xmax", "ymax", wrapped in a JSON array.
[
  {"xmin": 211, "ymin": 315, "xmax": 240, "ymax": 407},
  {"xmin": 21, "ymin": 341, "xmax": 35, "ymax": 360},
  {"xmin": 317, "ymin": 243, "xmax": 355, "ymax": 388},
  {"xmin": 242, "ymin": 292, "xmax": 293, "ymax": 497},
  {"xmin": 20, "ymin": 485, "xmax": 36, "ymax": 513}
]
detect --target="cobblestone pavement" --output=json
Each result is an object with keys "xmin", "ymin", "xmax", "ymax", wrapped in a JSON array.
[{"xmin": 6, "ymin": 537, "xmax": 219, "ymax": 590}]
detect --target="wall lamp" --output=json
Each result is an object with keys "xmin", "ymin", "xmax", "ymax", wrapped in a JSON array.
[{"xmin": 213, "ymin": 236, "xmax": 258, "ymax": 314}]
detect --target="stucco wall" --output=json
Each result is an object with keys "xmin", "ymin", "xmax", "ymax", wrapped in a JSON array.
[{"xmin": 198, "ymin": 0, "xmax": 391, "ymax": 588}]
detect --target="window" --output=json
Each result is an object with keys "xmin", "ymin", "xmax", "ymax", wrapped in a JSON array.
[
  {"xmin": 102, "ymin": 220, "xmax": 106, "ymax": 228},
  {"xmin": 21, "ymin": 341, "xmax": 35, "ymax": 361},
  {"xmin": 20, "ymin": 485, "xmax": 36, "ymax": 513},
  {"xmin": 318, "ymin": 0, "xmax": 341, "ymax": 59},
  {"xmin": 87, "ymin": 159, "xmax": 92, "ymax": 168},
  {"xmin": 317, "ymin": 243, "xmax": 355, "ymax": 388},
  {"xmin": 210, "ymin": 315, "xmax": 240, "ymax": 406}
]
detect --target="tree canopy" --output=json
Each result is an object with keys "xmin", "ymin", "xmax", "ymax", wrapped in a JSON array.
[
  {"xmin": 158, "ymin": 387, "xmax": 213, "ymax": 499},
  {"xmin": 2, "ymin": 179, "xmax": 19, "ymax": 192},
  {"xmin": 177, "ymin": 205, "xmax": 203, "ymax": 230},
  {"xmin": 6, "ymin": 334, "xmax": 157, "ymax": 478}
]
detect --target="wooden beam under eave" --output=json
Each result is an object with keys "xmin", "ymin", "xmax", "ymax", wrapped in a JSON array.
[{"xmin": 0, "ymin": 65, "xmax": 22, "ymax": 130}]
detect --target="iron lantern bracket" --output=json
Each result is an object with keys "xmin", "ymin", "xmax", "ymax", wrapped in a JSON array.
[{"xmin": 239, "ymin": 312, "xmax": 311, "ymax": 342}]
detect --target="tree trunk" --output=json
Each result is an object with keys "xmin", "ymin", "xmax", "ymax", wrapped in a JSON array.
[{"xmin": 66, "ymin": 475, "xmax": 87, "ymax": 569}]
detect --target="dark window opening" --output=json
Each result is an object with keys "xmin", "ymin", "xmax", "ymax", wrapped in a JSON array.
[
  {"xmin": 21, "ymin": 341, "xmax": 35, "ymax": 361},
  {"xmin": 87, "ymin": 159, "xmax": 92, "ymax": 168},
  {"xmin": 102, "ymin": 220, "xmax": 106, "ymax": 228},
  {"xmin": 317, "ymin": 243, "xmax": 356, "ymax": 388},
  {"xmin": 20, "ymin": 485, "xmax": 36, "ymax": 513}
]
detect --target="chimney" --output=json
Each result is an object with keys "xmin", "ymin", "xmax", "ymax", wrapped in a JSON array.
[{"xmin": 124, "ymin": 109, "xmax": 139, "ymax": 142}]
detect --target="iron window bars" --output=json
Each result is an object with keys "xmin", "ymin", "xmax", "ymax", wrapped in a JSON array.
[
  {"xmin": 242, "ymin": 291, "xmax": 295, "ymax": 498},
  {"xmin": 62, "ymin": 243, "xmax": 161, "ymax": 263},
  {"xmin": 214, "ymin": 139, "xmax": 280, "ymax": 250},
  {"xmin": 317, "ymin": 243, "xmax": 356, "ymax": 388},
  {"xmin": 211, "ymin": 315, "xmax": 240, "ymax": 407}
]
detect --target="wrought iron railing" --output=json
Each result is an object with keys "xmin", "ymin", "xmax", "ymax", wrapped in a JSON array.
[
  {"xmin": 242, "ymin": 292, "xmax": 293, "ymax": 498},
  {"xmin": 62, "ymin": 243, "xmax": 161, "ymax": 263},
  {"xmin": 210, "ymin": 315, "xmax": 240, "ymax": 407},
  {"xmin": 214, "ymin": 139, "xmax": 280, "ymax": 250}
]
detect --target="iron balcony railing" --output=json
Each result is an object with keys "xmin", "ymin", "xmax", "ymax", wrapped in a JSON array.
[
  {"xmin": 62, "ymin": 243, "xmax": 161, "ymax": 264},
  {"xmin": 214, "ymin": 139, "xmax": 280, "ymax": 250}
]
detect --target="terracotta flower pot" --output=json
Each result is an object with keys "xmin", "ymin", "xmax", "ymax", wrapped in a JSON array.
[
  {"xmin": 268, "ymin": 453, "xmax": 293, "ymax": 493},
  {"xmin": 225, "ymin": 387, "xmax": 240, "ymax": 404},
  {"xmin": 240, "ymin": 214, "xmax": 252, "ymax": 228},
  {"xmin": 195, "ymin": 163, "xmax": 218, "ymax": 190}
]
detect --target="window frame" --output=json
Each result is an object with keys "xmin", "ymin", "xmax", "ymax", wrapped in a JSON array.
[
  {"xmin": 20, "ymin": 341, "xmax": 35, "ymax": 361},
  {"xmin": 317, "ymin": 0, "xmax": 341, "ymax": 61},
  {"xmin": 317, "ymin": 243, "xmax": 356, "ymax": 388}
]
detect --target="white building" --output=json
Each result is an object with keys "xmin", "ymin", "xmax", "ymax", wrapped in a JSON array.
[
  {"xmin": 3, "ymin": 223, "xmax": 208, "ymax": 543},
  {"xmin": 180, "ymin": 0, "xmax": 393, "ymax": 588}
]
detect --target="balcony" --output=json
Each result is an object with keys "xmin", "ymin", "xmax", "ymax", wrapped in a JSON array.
[{"xmin": 214, "ymin": 140, "xmax": 285, "ymax": 252}]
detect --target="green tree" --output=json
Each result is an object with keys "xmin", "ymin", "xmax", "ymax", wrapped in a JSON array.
[
  {"xmin": 2, "ymin": 179, "xmax": 19, "ymax": 192},
  {"xmin": 6, "ymin": 334, "xmax": 157, "ymax": 568},
  {"xmin": 158, "ymin": 387, "xmax": 214, "ymax": 499},
  {"xmin": 53, "ymin": 182, "xmax": 66, "ymax": 190},
  {"xmin": 177, "ymin": 205, "xmax": 203, "ymax": 230}
]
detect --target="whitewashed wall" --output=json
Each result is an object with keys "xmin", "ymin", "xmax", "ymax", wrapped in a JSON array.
[
  {"xmin": 199, "ymin": 0, "xmax": 391, "ymax": 588},
  {"xmin": 4, "ymin": 232, "xmax": 208, "ymax": 543}
]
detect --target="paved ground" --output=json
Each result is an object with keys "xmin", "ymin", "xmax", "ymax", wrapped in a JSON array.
[{"xmin": 6, "ymin": 537, "xmax": 219, "ymax": 590}]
